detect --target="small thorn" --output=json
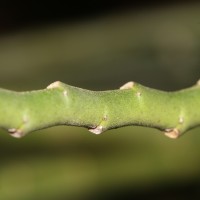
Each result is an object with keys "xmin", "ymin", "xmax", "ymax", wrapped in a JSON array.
[
  {"xmin": 120, "ymin": 81, "xmax": 134, "ymax": 90},
  {"xmin": 179, "ymin": 116, "xmax": 184, "ymax": 124},
  {"xmin": 164, "ymin": 128, "xmax": 180, "ymax": 139},
  {"xmin": 8, "ymin": 128, "xmax": 24, "ymax": 138},
  {"xmin": 47, "ymin": 81, "xmax": 61, "ymax": 89},
  {"xmin": 89, "ymin": 125, "xmax": 104, "ymax": 135}
]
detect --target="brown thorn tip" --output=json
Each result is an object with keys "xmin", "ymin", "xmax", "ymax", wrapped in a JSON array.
[
  {"xmin": 89, "ymin": 126, "xmax": 104, "ymax": 135},
  {"xmin": 47, "ymin": 81, "xmax": 61, "ymax": 89},
  {"xmin": 120, "ymin": 81, "xmax": 134, "ymax": 90},
  {"xmin": 8, "ymin": 128, "xmax": 24, "ymax": 138},
  {"xmin": 164, "ymin": 128, "xmax": 180, "ymax": 139}
]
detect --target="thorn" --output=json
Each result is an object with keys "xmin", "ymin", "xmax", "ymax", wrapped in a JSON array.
[
  {"xmin": 196, "ymin": 79, "xmax": 200, "ymax": 86},
  {"xmin": 8, "ymin": 128, "xmax": 24, "ymax": 138},
  {"xmin": 47, "ymin": 81, "xmax": 61, "ymax": 89},
  {"xmin": 89, "ymin": 125, "xmax": 104, "ymax": 135},
  {"xmin": 120, "ymin": 81, "xmax": 134, "ymax": 90},
  {"xmin": 164, "ymin": 128, "xmax": 180, "ymax": 139}
]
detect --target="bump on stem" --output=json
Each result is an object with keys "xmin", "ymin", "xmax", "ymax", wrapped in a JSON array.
[
  {"xmin": 8, "ymin": 128, "xmax": 24, "ymax": 138},
  {"xmin": 120, "ymin": 81, "xmax": 134, "ymax": 90},
  {"xmin": 164, "ymin": 128, "xmax": 180, "ymax": 139},
  {"xmin": 47, "ymin": 81, "xmax": 62, "ymax": 89}
]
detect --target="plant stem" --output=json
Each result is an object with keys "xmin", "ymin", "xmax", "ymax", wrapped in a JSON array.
[{"xmin": 0, "ymin": 81, "xmax": 200, "ymax": 139}]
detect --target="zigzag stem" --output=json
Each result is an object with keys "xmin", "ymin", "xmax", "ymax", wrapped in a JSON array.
[{"xmin": 0, "ymin": 80, "xmax": 200, "ymax": 139}]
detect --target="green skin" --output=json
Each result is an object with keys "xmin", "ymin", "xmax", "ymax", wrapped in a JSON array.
[{"xmin": 0, "ymin": 81, "xmax": 200, "ymax": 139}]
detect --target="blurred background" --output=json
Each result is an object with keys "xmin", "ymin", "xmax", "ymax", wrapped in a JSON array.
[{"xmin": 0, "ymin": 1, "xmax": 200, "ymax": 199}]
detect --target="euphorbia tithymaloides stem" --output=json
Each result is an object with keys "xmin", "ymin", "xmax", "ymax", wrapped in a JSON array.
[{"xmin": 0, "ymin": 81, "xmax": 200, "ymax": 139}]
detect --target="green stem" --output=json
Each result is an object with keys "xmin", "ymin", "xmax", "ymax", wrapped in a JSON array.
[{"xmin": 0, "ymin": 81, "xmax": 200, "ymax": 139}]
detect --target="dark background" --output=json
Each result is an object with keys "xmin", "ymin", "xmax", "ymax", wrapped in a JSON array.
[
  {"xmin": 0, "ymin": 1, "xmax": 200, "ymax": 199},
  {"xmin": 0, "ymin": 1, "xmax": 198, "ymax": 33}
]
